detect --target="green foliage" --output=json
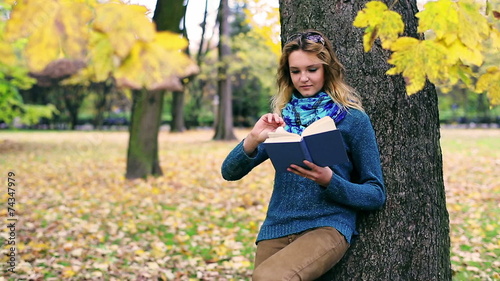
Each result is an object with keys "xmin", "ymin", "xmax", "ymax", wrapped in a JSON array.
[
  {"xmin": 3, "ymin": 0, "xmax": 197, "ymax": 90},
  {"xmin": 186, "ymin": 4, "xmax": 279, "ymax": 127},
  {"xmin": 0, "ymin": 0, "xmax": 199, "ymax": 126},
  {"xmin": 0, "ymin": 2, "xmax": 56, "ymax": 126},
  {"xmin": 354, "ymin": 0, "xmax": 500, "ymax": 106},
  {"xmin": 240, "ymin": 0, "xmax": 281, "ymax": 56}
]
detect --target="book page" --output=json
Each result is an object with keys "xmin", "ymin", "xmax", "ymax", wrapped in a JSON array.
[
  {"xmin": 265, "ymin": 127, "xmax": 301, "ymax": 143},
  {"xmin": 302, "ymin": 116, "xmax": 337, "ymax": 137}
]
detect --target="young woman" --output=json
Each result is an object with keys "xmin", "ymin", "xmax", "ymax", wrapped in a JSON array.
[{"xmin": 221, "ymin": 29, "xmax": 386, "ymax": 281}]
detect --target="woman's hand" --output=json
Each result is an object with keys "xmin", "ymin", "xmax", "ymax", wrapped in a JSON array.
[
  {"xmin": 243, "ymin": 113, "xmax": 284, "ymax": 155},
  {"xmin": 288, "ymin": 160, "xmax": 333, "ymax": 187}
]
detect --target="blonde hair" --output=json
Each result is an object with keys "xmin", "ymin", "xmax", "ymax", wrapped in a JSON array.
[{"xmin": 272, "ymin": 29, "xmax": 363, "ymax": 114}]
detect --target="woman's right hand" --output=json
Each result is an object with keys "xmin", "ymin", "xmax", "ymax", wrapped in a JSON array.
[{"xmin": 243, "ymin": 113, "xmax": 285, "ymax": 155}]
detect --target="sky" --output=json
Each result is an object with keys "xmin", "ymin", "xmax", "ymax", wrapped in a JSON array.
[
  {"xmin": 125, "ymin": 0, "xmax": 430, "ymax": 50},
  {"xmin": 127, "ymin": 0, "xmax": 279, "ymax": 47}
]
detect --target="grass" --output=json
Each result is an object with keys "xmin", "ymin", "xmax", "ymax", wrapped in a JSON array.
[
  {"xmin": 0, "ymin": 128, "xmax": 498, "ymax": 280},
  {"xmin": 440, "ymin": 129, "xmax": 500, "ymax": 280}
]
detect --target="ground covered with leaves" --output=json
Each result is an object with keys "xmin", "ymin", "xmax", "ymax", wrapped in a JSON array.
[{"xmin": 0, "ymin": 129, "xmax": 499, "ymax": 280}]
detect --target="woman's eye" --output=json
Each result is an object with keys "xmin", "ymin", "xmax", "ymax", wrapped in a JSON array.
[
  {"xmin": 290, "ymin": 70, "xmax": 300, "ymax": 74},
  {"xmin": 308, "ymin": 68, "xmax": 318, "ymax": 72}
]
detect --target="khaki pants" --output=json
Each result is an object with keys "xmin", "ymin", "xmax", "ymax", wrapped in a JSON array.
[{"xmin": 252, "ymin": 227, "xmax": 349, "ymax": 281}]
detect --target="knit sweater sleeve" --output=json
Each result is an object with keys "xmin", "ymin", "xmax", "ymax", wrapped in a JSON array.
[
  {"xmin": 324, "ymin": 110, "xmax": 386, "ymax": 211},
  {"xmin": 221, "ymin": 140, "xmax": 269, "ymax": 181}
]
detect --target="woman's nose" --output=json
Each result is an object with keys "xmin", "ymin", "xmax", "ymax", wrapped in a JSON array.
[{"xmin": 300, "ymin": 73, "xmax": 309, "ymax": 82}]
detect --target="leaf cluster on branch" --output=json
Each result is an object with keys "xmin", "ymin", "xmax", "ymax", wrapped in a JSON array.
[
  {"xmin": 1, "ymin": 0, "xmax": 198, "ymax": 91},
  {"xmin": 354, "ymin": 0, "xmax": 500, "ymax": 106}
]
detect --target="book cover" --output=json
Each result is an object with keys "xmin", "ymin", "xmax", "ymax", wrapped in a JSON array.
[{"xmin": 263, "ymin": 116, "xmax": 349, "ymax": 172}]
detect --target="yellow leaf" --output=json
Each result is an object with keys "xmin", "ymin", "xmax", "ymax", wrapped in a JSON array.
[
  {"xmin": 115, "ymin": 34, "xmax": 198, "ymax": 91},
  {"xmin": 5, "ymin": 0, "xmax": 93, "ymax": 72},
  {"xmin": 446, "ymin": 64, "xmax": 474, "ymax": 88},
  {"xmin": 85, "ymin": 32, "xmax": 115, "ymax": 82},
  {"xmin": 24, "ymin": 23, "xmax": 60, "ymax": 72},
  {"xmin": 353, "ymin": 1, "xmax": 387, "ymax": 28},
  {"xmin": 387, "ymin": 37, "xmax": 450, "ymax": 94},
  {"xmin": 62, "ymin": 268, "xmax": 77, "ymax": 278},
  {"xmin": 354, "ymin": 1, "xmax": 404, "ymax": 51},
  {"xmin": 4, "ymin": 0, "xmax": 59, "ymax": 41},
  {"xmin": 417, "ymin": 0, "xmax": 459, "ymax": 43},
  {"xmin": 446, "ymin": 40, "xmax": 484, "ymax": 66},
  {"xmin": 488, "ymin": 28, "xmax": 500, "ymax": 50},
  {"xmin": 154, "ymin": 31, "xmax": 189, "ymax": 50},
  {"xmin": 134, "ymin": 249, "xmax": 145, "ymax": 255},
  {"xmin": 58, "ymin": 1, "xmax": 93, "ymax": 58},
  {"xmin": 93, "ymin": 3, "xmax": 156, "ymax": 58},
  {"xmin": 456, "ymin": 0, "xmax": 490, "ymax": 49},
  {"xmin": 476, "ymin": 67, "xmax": 500, "ymax": 105},
  {"xmin": 417, "ymin": 0, "xmax": 489, "ymax": 49}
]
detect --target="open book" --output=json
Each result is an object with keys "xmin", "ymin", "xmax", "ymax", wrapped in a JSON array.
[{"xmin": 263, "ymin": 116, "xmax": 348, "ymax": 172}]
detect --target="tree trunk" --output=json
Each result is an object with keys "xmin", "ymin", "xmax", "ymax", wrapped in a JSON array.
[
  {"xmin": 62, "ymin": 85, "xmax": 86, "ymax": 130},
  {"xmin": 124, "ymin": 0, "xmax": 185, "ymax": 179},
  {"xmin": 154, "ymin": 0, "xmax": 188, "ymax": 132},
  {"xmin": 170, "ymin": 91, "xmax": 186, "ymax": 132},
  {"xmin": 279, "ymin": 0, "xmax": 451, "ymax": 280},
  {"xmin": 92, "ymin": 80, "xmax": 113, "ymax": 130},
  {"xmin": 126, "ymin": 89, "xmax": 164, "ymax": 179},
  {"xmin": 213, "ymin": 0, "xmax": 236, "ymax": 140}
]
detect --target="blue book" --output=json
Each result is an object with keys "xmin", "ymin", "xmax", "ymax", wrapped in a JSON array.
[{"xmin": 263, "ymin": 116, "xmax": 349, "ymax": 172}]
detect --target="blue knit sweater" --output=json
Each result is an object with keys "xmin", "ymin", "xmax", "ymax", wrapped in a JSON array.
[{"xmin": 221, "ymin": 109, "xmax": 386, "ymax": 244}]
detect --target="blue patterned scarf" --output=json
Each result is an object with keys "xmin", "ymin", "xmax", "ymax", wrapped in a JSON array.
[{"xmin": 282, "ymin": 91, "xmax": 347, "ymax": 134}]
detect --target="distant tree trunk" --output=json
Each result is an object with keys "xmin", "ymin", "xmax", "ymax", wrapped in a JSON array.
[
  {"xmin": 92, "ymin": 80, "xmax": 114, "ymax": 130},
  {"xmin": 126, "ymin": 89, "xmax": 164, "ymax": 179},
  {"xmin": 279, "ymin": 0, "xmax": 451, "ymax": 280},
  {"xmin": 93, "ymin": 87, "xmax": 107, "ymax": 130},
  {"xmin": 186, "ymin": 0, "xmax": 209, "ymax": 129},
  {"xmin": 154, "ymin": 0, "xmax": 187, "ymax": 132},
  {"xmin": 61, "ymin": 85, "xmax": 86, "ymax": 130},
  {"xmin": 213, "ymin": 0, "xmax": 236, "ymax": 140},
  {"xmin": 171, "ymin": 92, "xmax": 185, "ymax": 131}
]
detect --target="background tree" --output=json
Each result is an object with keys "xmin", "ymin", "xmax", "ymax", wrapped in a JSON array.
[
  {"xmin": 124, "ymin": 0, "xmax": 190, "ymax": 179},
  {"xmin": 213, "ymin": 0, "xmax": 237, "ymax": 140},
  {"xmin": 90, "ymin": 79, "xmax": 116, "ymax": 130},
  {"xmin": 279, "ymin": 0, "xmax": 451, "ymax": 280},
  {"xmin": 229, "ymin": 3, "xmax": 277, "ymax": 126},
  {"xmin": 0, "ymin": 2, "xmax": 56, "ymax": 127},
  {"xmin": 2, "ymin": 0, "xmax": 197, "ymax": 179},
  {"xmin": 154, "ymin": 0, "xmax": 188, "ymax": 132}
]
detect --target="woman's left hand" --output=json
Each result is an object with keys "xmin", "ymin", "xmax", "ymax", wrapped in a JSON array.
[{"xmin": 288, "ymin": 160, "xmax": 333, "ymax": 187}]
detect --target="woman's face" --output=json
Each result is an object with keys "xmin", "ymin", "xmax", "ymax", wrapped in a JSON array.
[{"xmin": 288, "ymin": 50, "xmax": 325, "ymax": 97}]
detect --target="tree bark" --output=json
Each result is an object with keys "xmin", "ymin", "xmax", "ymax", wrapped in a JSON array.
[
  {"xmin": 124, "ymin": 0, "xmax": 186, "ymax": 179},
  {"xmin": 170, "ymin": 91, "xmax": 186, "ymax": 132},
  {"xmin": 154, "ymin": 0, "xmax": 187, "ymax": 132},
  {"xmin": 126, "ymin": 89, "xmax": 164, "ymax": 179},
  {"xmin": 92, "ymin": 80, "xmax": 114, "ymax": 130},
  {"xmin": 279, "ymin": 0, "xmax": 451, "ymax": 280},
  {"xmin": 62, "ymin": 85, "xmax": 86, "ymax": 130},
  {"xmin": 213, "ymin": 0, "xmax": 236, "ymax": 140}
]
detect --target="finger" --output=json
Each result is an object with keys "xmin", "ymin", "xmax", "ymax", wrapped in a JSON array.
[
  {"xmin": 302, "ymin": 160, "xmax": 318, "ymax": 170},
  {"xmin": 288, "ymin": 164, "xmax": 310, "ymax": 178},
  {"xmin": 274, "ymin": 114, "xmax": 285, "ymax": 125},
  {"xmin": 271, "ymin": 114, "xmax": 283, "ymax": 125},
  {"xmin": 267, "ymin": 113, "xmax": 274, "ymax": 123}
]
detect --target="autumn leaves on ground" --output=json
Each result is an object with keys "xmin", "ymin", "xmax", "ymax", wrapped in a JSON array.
[{"xmin": 0, "ymin": 129, "xmax": 499, "ymax": 280}]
